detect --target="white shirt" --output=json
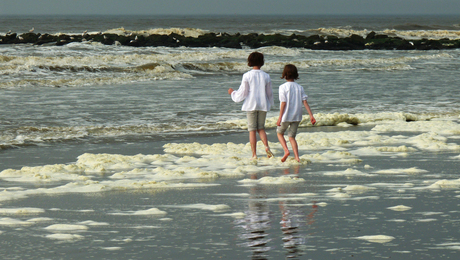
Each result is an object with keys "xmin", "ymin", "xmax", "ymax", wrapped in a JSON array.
[
  {"xmin": 279, "ymin": 81, "xmax": 308, "ymax": 122},
  {"xmin": 231, "ymin": 69, "xmax": 274, "ymax": 112}
]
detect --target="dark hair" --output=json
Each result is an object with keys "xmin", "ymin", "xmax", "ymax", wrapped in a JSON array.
[
  {"xmin": 247, "ymin": 52, "xmax": 264, "ymax": 67},
  {"xmin": 281, "ymin": 64, "xmax": 299, "ymax": 80}
]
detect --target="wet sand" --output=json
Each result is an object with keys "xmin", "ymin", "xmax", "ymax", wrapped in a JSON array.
[{"xmin": 1, "ymin": 126, "xmax": 460, "ymax": 259}]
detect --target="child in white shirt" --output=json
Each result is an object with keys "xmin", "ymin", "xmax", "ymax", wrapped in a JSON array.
[
  {"xmin": 228, "ymin": 52, "xmax": 274, "ymax": 159},
  {"xmin": 276, "ymin": 64, "xmax": 316, "ymax": 162}
]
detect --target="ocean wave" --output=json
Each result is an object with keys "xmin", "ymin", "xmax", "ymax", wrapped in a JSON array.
[
  {"xmin": 310, "ymin": 28, "xmax": 460, "ymax": 40},
  {"xmin": 0, "ymin": 49, "xmax": 453, "ymax": 87},
  {"xmin": 178, "ymin": 53, "xmax": 451, "ymax": 73},
  {"xmin": 0, "ymin": 71, "xmax": 192, "ymax": 88},
  {"xmin": 1, "ymin": 112, "xmax": 456, "ymax": 151},
  {"xmin": 90, "ymin": 27, "xmax": 460, "ymax": 40},
  {"xmin": 102, "ymin": 27, "xmax": 208, "ymax": 38}
]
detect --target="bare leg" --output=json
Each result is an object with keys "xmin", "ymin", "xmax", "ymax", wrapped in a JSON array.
[
  {"xmin": 289, "ymin": 137, "xmax": 300, "ymax": 162},
  {"xmin": 249, "ymin": 130, "xmax": 257, "ymax": 159},
  {"xmin": 258, "ymin": 129, "xmax": 273, "ymax": 158},
  {"xmin": 277, "ymin": 133, "xmax": 290, "ymax": 162}
]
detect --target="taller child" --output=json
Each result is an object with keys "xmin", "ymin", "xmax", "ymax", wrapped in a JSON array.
[{"xmin": 228, "ymin": 52, "xmax": 274, "ymax": 159}]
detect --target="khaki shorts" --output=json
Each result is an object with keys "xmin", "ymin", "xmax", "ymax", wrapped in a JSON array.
[
  {"xmin": 277, "ymin": 121, "xmax": 300, "ymax": 138},
  {"xmin": 246, "ymin": 111, "xmax": 267, "ymax": 131}
]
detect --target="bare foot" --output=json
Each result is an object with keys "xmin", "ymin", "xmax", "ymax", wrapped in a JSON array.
[
  {"xmin": 251, "ymin": 155, "xmax": 258, "ymax": 160},
  {"xmin": 265, "ymin": 148, "xmax": 274, "ymax": 158},
  {"xmin": 281, "ymin": 152, "xmax": 290, "ymax": 162},
  {"xmin": 295, "ymin": 157, "xmax": 300, "ymax": 162}
]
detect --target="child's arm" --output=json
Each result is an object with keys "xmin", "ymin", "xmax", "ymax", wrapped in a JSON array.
[
  {"xmin": 277, "ymin": 102, "xmax": 286, "ymax": 126},
  {"xmin": 228, "ymin": 80, "xmax": 249, "ymax": 102},
  {"xmin": 303, "ymin": 100, "xmax": 316, "ymax": 125}
]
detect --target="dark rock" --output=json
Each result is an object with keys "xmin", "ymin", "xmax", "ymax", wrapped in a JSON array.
[{"xmin": 366, "ymin": 31, "xmax": 376, "ymax": 40}]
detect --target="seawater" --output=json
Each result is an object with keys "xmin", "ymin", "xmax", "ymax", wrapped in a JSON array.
[{"xmin": 1, "ymin": 15, "xmax": 460, "ymax": 259}]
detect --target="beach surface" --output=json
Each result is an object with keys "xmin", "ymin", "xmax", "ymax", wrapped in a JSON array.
[{"xmin": 1, "ymin": 123, "xmax": 460, "ymax": 259}]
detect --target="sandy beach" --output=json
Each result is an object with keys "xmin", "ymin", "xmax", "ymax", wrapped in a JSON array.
[{"xmin": 1, "ymin": 124, "xmax": 460, "ymax": 259}]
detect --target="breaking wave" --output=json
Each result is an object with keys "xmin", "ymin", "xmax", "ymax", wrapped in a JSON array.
[{"xmin": 1, "ymin": 112, "xmax": 457, "ymax": 151}]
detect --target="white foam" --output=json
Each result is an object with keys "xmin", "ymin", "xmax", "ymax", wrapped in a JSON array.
[
  {"xmin": 46, "ymin": 233, "xmax": 84, "ymax": 240},
  {"xmin": 374, "ymin": 167, "xmax": 428, "ymax": 175},
  {"xmin": 386, "ymin": 219, "xmax": 407, "ymax": 222},
  {"xmin": 216, "ymin": 212, "xmax": 246, "ymax": 218},
  {"xmin": 323, "ymin": 168, "xmax": 369, "ymax": 176},
  {"xmin": 387, "ymin": 205, "xmax": 412, "ymax": 211},
  {"xmin": 133, "ymin": 208, "xmax": 168, "ymax": 215},
  {"xmin": 27, "ymin": 217, "xmax": 54, "ymax": 223},
  {"xmin": 0, "ymin": 217, "xmax": 34, "ymax": 226},
  {"xmin": 44, "ymin": 224, "xmax": 88, "ymax": 232},
  {"xmin": 354, "ymin": 235, "xmax": 395, "ymax": 243},
  {"xmin": 238, "ymin": 176, "xmax": 305, "ymax": 185},
  {"xmin": 0, "ymin": 207, "xmax": 45, "ymax": 214},
  {"xmin": 415, "ymin": 218, "xmax": 437, "ymax": 222},
  {"xmin": 424, "ymin": 179, "xmax": 460, "ymax": 189},
  {"xmin": 103, "ymin": 27, "xmax": 208, "ymax": 38},
  {"xmin": 317, "ymin": 202, "xmax": 328, "ymax": 207},
  {"xmin": 169, "ymin": 203, "xmax": 231, "ymax": 212},
  {"xmin": 77, "ymin": 220, "xmax": 110, "ymax": 226},
  {"xmin": 109, "ymin": 207, "xmax": 167, "ymax": 216},
  {"xmin": 101, "ymin": 247, "xmax": 122, "ymax": 251}
]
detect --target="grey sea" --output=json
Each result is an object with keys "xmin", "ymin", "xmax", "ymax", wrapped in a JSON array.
[{"xmin": 1, "ymin": 15, "xmax": 460, "ymax": 259}]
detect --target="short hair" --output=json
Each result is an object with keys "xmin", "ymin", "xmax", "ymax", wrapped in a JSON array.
[
  {"xmin": 281, "ymin": 64, "xmax": 299, "ymax": 80},
  {"xmin": 247, "ymin": 52, "xmax": 264, "ymax": 67}
]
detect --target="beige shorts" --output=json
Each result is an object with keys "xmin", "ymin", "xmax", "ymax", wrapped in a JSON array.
[
  {"xmin": 246, "ymin": 111, "xmax": 267, "ymax": 131},
  {"xmin": 277, "ymin": 121, "xmax": 300, "ymax": 138}
]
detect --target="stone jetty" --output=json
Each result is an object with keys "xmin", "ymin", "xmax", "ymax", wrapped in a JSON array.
[{"xmin": 1, "ymin": 31, "xmax": 459, "ymax": 50}]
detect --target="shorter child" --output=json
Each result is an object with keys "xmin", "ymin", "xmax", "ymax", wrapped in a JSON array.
[{"xmin": 276, "ymin": 64, "xmax": 316, "ymax": 162}]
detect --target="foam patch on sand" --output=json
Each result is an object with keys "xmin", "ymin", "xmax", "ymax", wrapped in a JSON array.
[
  {"xmin": 109, "ymin": 207, "xmax": 167, "ymax": 216},
  {"xmin": 423, "ymin": 179, "xmax": 460, "ymax": 189},
  {"xmin": 407, "ymin": 133, "xmax": 460, "ymax": 151},
  {"xmin": 0, "ymin": 207, "xmax": 45, "ymax": 214},
  {"xmin": 46, "ymin": 233, "xmax": 84, "ymax": 241},
  {"xmin": 355, "ymin": 235, "xmax": 395, "ymax": 243},
  {"xmin": 238, "ymin": 176, "xmax": 306, "ymax": 185},
  {"xmin": 0, "ymin": 217, "xmax": 35, "ymax": 226},
  {"xmin": 374, "ymin": 167, "xmax": 428, "ymax": 175},
  {"xmin": 387, "ymin": 205, "xmax": 412, "ymax": 211},
  {"xmin": 44, "ymin": 224, "xmax": 89, "ymax": 232},
  {"xmin": 101, "ymin": 247, "xmax": 122, "ymax": 251},
  {"xmin": 77, "ymin": 220, "xmax": 110, "ymax": 226},
  {"xmin": 301, "ymin": 151, "xmax": 362, "ymax": 164},
  {"xmin": 323, "ymin": 168, "xmax": 370, "ymax": 176},
  {"xmin": 27, "ymin": 217, "xmax": 54, "ymax": 223},
  {"xmin": 216, "ymin": 212, "xmax": 246, "ymax": 218},
  {"xmin": 328, "ymin": 185, "xmax": 376, "ymax": 194},
  {"xmin": 168, "ymin": 203, "xmax": 231, "ymax": 212}
]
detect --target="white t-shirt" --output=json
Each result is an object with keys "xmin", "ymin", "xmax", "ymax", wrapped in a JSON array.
[
  {"xmin": 231, "ymin": 69, "xmax": 274, "ymax": 112},
  {"xmin": 279, "ymin": 81, "xmax": 308, "ymax": 122}
]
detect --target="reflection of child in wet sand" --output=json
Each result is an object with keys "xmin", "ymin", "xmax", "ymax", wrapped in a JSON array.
[
  {"xmin": 228, "ymin": 52, "xmax": 275, "ymax": 159},
  {"xmin": 276, "ymin": 64, "xmax": 316, "ymax": 162}
]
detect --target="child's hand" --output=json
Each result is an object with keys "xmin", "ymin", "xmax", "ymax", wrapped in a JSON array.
[
  {"xmin": 310, "ymin": 117, "xmax": 316, "ymax": 125},
  {"xmin": 228, "ymin": 88, "xmax": 234, "ymax": 95},
  {"xmin": 277, "ymin": 118, "xmax": 282, "ymax": 126}
]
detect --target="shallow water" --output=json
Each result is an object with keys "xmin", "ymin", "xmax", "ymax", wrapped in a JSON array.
[{"xmin": 0, "ymin": 127, "xmax": 459, "ymax": 259}]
